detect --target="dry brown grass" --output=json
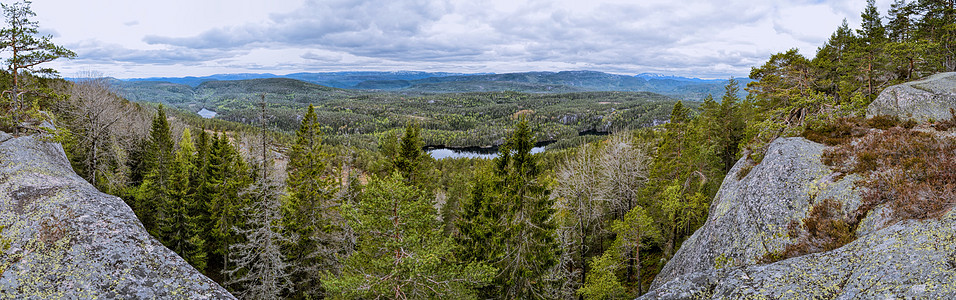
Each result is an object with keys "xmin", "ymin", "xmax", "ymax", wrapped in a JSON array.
[
  {"xmin": 824, "ymin": 127, "xmax": 956, "ymax": 221},
  {"xmin": 764, "ymin": 114, "xmax": 956, "ymax": 263}
]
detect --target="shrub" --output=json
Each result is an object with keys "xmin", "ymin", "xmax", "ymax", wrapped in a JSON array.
[
  {"xmin": 823, "ymin": 127, "xmax": 956, "ymax": 221},
  {"xmin": 774, "ymin": 198, "xmax": 858, "ymax": 261},
  {"xmin": 801, "ymin": 117, "xmax": 867, "ymax": 146}
]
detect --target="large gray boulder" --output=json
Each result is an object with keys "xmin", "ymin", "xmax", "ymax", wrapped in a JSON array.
[
  {"xmin": 642, "ymin": 137, "xmax": 956, "ymax": 299},
  {"xmin": 649, "ymin": 137, "xmax": 864, "ymax": 290},
  {"xmin": 0, "ymin": 133, "xmax": 234, "ymax": 299},
  {"xmin": 641, "ymin": 210, "xmax": 956, "ymax": 299},
  {"xmin": 867, "ymin": 72, "xmax": 956, "ymax": 122}
]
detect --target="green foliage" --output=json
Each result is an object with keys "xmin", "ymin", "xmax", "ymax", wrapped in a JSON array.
[
  {"xmin": 159, "ymin": 129, "xmax": 194, "ymax": 256},
  {"xmin": 116, "ymin": 77, "xmax": 678, "ymax": 149},
  {"xmin": 137, "ymin": 106, "xmax": 175, "ymax": 235},
  {"xmin": 494, "ymin": 119, "xmax": 559, "ymax": 299},
  {"xmin": 326, "ymin": 173, "xmax": 494, "ymax": 299},
  {"xmin": 394, "ymin": 122, "xmax": 427, "ymax": 185},
  {"xmin": 0, "ymin": 1, "xmax": 74, "ymax": 133},
  {"xmin": 282, "ymin": 104, "xmax": 345, "ymax": 298},
  {"xmin": 578, "ymin": 206, "xmax": 658, "ymax": 299}
]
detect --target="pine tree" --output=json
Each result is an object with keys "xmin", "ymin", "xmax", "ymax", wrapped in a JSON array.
[
  {"xmin": 0, "ymin": 0, "xmax": 75, "ymax": 134},
  {"xmin": 282, "ymin": 104, "xmax": 344, "ymax": 298},
  {"xmin": 913, "ymin": 0, "xmax": 956, "ymax": 71},
  {"xmin": 813, "ymin": 20, "xmax": 860, "ymax": 101},
  {"xmin": 325, "ymin": 173, "xmax": 494, "ymax": 299},
  {"xmin": 578, "ymin": 206, "xmax": 659, "ymax": 298},
  {"xmin": 855, "ymin": 0, "xmax": 890, "ymax": 99}
]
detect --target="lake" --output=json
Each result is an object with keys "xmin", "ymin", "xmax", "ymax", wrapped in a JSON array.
[
  {"xmin": 426, "ymin": 146, "xmax": 546, "ymax": 160},
  {"xmin": 197, "ymin": 108, "xmax": 218, "ymax": 119}
]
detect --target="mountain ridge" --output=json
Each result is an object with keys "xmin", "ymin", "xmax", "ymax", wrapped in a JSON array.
[{"xmin": 109, "ymin": 70, "xmax": 750, "ymax": 101}]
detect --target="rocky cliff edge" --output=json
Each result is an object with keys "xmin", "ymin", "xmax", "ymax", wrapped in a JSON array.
[
  {"xmin": 641, "ymin": 136, "xmax": 956, "ymax": 299},
  {"xmin": 643, "ymin": 73, "xmax": 956, "ymax": 299},
  {"xmin": 0, "ymin": 132, "xmax": 234, "ymax": 299}
]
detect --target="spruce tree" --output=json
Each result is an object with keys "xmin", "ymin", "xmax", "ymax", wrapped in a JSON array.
[
  {"xmin": 395, "ymin": 122, "xmax": 425, "ymax": 184},
  {"xmin": 160, "ymin": 129, "xmax": 194, "ymax": 256},
  {"xmin": 325, "ymin": 173, "xmax": 493, "ymax": 299},
  {"xmin": 716, "ymin": 78, "xmax": 745, "ymax": 173},
  {"xmin": 283, "ymin": 104, "xmax": 344, "ymax": 298},
  {"xmin": 210, "ymin": 134, "xmax": 252, "ymax": 282},
  {"xmin": 187, "ymin": 129, "xmax": 212, "ymax": 272},
  {"xmin": 494, "ymin": 118, "xmax": 558, "ymax": 299},
  {"xmin": 454, "ymin": 165, "xmax": 504, "ymax": 297},
  {"xmin": 138, "ymin": 105, "xmax": 175, "ymax": 235}
]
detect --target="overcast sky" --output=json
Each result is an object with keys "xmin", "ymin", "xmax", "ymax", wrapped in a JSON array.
[{"xmin": 29, "ymin": 0, "xmax": 893, "ymax": 79}]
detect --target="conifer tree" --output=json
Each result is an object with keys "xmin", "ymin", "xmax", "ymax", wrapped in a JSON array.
[
  {"xmin": 283, "ymin": 104, "xmax": 344, "ymax": 298},
  {"xmin": 455, "ymin": 165, "xmax": 504, "ymax": 297},
  {"xmin": 227, "ymin": 108, "xmax": 293, "ymax": 298},
  {"xmin": 187, "ymin": 129, "xmax": 212, "ymax": 272},
  {"xmin": 578, "ymin": 206, "xmax": 659, "ymax": 298},
  {"xmin": 0, "ymin": 0, "xmax": 75, "ymax": 133},
  {"xmin": 855, "ymin": 0, "xmax": 890, "ymax": 99},
  {"xmin": 326, "ymin": 173, "xmax": 493, "ymax": 299},
  {"xmin": 210, "ymin": 134, "xmax": 252, "ymax": 282},
  {"xmin": 138, "ymin": 105, "xmax": 175, "ymax": 234},
  {"xmin": 813, "ymin": 20, "xmax": 860, "ymax": 101},
  {"xmin": 716, "ymin": 79, "xmax": 745, "ymax": 173},
  {"xmin": 160, "ymin": 129, "xmax": 194, "ymax": 256},
  {"xmin": 494, "ymin": 118, "xmax": 558, "ymax": 299},
  {"xmin": 395, "ymin": 122, "xmax": 425, "ymax": 183}
]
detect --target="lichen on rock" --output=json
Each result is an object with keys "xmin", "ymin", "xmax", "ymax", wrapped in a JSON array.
[
  {"xmin": 867, "ymin": 72, "xmax": 956, "ymax": 122},
  {"xmin": 643, "ymin": 136, "xmax": 956, "ymax": 299},
  {"xmin": 0, "ymin": 134, "xmax": 234, "ymax": 299}
]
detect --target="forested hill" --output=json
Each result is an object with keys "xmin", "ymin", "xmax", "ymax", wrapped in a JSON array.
[
  {"xmin": 114, "ymin": 70, "xmax": 750, "ymax": 101},
  {"xmin": 368, "ymin": 71, "xmax": 751, "ymax": 100}
]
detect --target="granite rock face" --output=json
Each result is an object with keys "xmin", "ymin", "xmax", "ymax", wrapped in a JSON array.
[
  {"xmin": 642, "ymin": 137, "xmax": 956, "ymax": 299},
  {"xmin": 0, "ymin": 133, "xmax": 234, "ymax": 299},
  {"xmin": 867, "ymin": 72, "xmax": 956, "ymax": 122}
]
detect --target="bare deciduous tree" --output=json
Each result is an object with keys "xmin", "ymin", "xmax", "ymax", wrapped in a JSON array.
[
  {"xmin": 552, "ymin": 144, "xmax": 606, "ymax": 298},
  {"xmin": 58, "ymin": 75, "xmax": 146, "ymax": 190},
  {"xmin": 550, "ymin": 132, "xmax": 652, "ymax": 297}
]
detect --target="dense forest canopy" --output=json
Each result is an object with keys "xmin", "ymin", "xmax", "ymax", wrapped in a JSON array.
[{"xmin": 1, "ymin": 0, "xmax": 954, "ymax": 299}]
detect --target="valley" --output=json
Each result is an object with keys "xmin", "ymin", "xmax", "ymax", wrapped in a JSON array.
[{"xmin": 112, "ymin": 73, "xmax": 693, "ymax": 149}]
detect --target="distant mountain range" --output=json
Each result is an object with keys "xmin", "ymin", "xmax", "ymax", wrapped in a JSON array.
[{"xmin": 111, "ymin": 70, "xmax": 751, "ymax": 101}]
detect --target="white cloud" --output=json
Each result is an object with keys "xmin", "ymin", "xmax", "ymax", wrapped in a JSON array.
[{"xmin": 31, "ymin": 0, "xmax": 895, "ymax": 79}]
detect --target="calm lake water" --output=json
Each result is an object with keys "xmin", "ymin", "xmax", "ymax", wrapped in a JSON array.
[
  {"xmin": 426, "ymin": 146, "xmax": 546, "ymax": 160},
  {"xmin": 197, "ymin": 108, "xmax": 218, "ymax": 119}
]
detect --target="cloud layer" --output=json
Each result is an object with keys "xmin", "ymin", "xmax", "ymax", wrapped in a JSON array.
[{"xmin": 36, "ymin": 0, "xmax": 892, "ymax": 78}]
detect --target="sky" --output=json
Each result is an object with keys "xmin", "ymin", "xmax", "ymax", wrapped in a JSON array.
[{"xmin": 27, "ymin": 0, "xmax": 894, "ymax": 79}]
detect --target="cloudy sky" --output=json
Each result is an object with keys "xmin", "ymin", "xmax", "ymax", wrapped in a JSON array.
[{"xmin": 30, "ymin": 0, "xmax": 893, "ymax": 79}]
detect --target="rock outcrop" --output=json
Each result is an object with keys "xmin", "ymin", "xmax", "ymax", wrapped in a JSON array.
[
  {"xmin": 642, "ymin": 137, "xmax": 956, "ymax": 299},
  {"xmin": 867, "ymin": 72, "xmax": 956, "ymax": 121},
  {"xmin": 0, "ymin": 132, "xmax": 234, "ymax": 299}
]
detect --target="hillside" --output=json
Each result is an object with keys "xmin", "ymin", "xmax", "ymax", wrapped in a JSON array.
[
  {"xmin": 111, "ymin": 77, "xmax": 679, "ymax": 148},
  {"xmin": 116, "ymin": 70, "xmax": 750, "ymax": 101}
]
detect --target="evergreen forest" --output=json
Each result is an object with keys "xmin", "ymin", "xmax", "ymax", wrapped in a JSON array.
[{"xmin": 1, "ymin": 0, "xmax": 955, "ymax": 299}]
